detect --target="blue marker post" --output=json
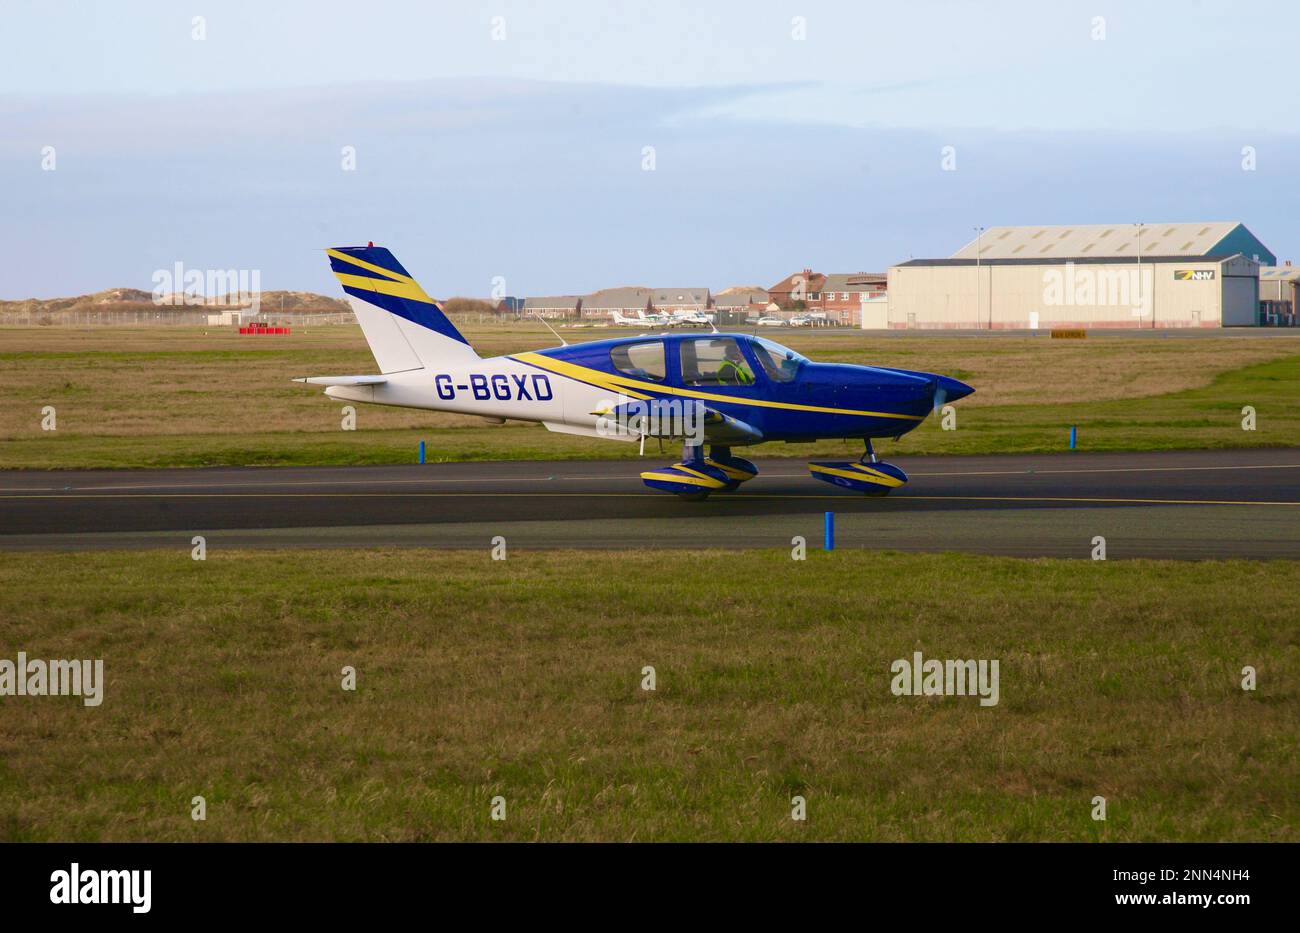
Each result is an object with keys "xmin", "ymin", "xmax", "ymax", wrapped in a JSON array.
[
  {"xmin": 824, "ymin": 511, "xmax": 835, "ymax": 551},
  {"xmin": 419, "ymin": 440, "xmax": 426, "ymax": 464},
  {"xmin": 1069, "ymin": 426, "xmax": 1077, "ymax": 450}
]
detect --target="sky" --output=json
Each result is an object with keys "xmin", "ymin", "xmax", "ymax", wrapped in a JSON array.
[{"xmin": 1, "ymin": 0, "xmax": 1295, "ymax": 299}]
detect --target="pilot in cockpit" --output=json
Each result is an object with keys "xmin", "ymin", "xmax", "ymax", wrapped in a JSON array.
[{"xmin": 717, "ymin": 342, "xmax": 755, "ymax": 386}]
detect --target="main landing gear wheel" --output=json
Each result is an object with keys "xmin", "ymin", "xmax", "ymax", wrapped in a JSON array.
[
  {"xmin": 807, "ymin": 439, "xmax": 909, "ymax": 496},
  {"xmin": 704, "ymin": 449, "xmax": 757, "ymax": 494},
  {"xmin": 640, "ymin": 445, "xmax": 759, "ymax": 499}
]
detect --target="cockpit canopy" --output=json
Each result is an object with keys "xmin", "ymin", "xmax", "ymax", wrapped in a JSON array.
[{"xmin": 604, "ymin": 334, "xmax": 807, "ymax": 387}]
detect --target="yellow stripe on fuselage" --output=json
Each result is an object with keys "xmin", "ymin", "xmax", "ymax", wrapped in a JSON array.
[
  {"xmin": 512, "ymin": 351, "xmax": 923, "ymax": 421},
  {"xmin": 510, "ymin": 352, "xmax": 654, "ymax": 400}
]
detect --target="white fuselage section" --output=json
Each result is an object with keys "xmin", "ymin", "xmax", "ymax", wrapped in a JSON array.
[{"xmin": 323, "ymin": 355, "xmax": 635, "ymax": 440}]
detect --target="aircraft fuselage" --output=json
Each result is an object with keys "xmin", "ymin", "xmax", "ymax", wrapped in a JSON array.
[{"xmin": 325, "ymin": 331, "xmax": 972, "ymax": 444}]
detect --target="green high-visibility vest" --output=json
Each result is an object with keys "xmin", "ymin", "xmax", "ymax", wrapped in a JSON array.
[{"xmin": 718, "ymin": 359, "xmax": 753, "ymax": 385}]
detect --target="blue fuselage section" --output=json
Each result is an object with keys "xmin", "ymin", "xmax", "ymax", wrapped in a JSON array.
[{"xmin": 525, "ymin": 332, "xmax": 973, "ymax": 443}]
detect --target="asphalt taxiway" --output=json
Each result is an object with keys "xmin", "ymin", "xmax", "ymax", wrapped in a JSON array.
[{"xmin": 1, "ymin": 449, "xmax": 1297, "ymax": 558}]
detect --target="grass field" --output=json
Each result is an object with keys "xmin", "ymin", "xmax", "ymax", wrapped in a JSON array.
[
  {"xmin": 1, "ymin": 326, "xmax": 1298, "ymax": 468},
  {"xmin": 0, "ymin": 548, "xmax": 1295, "ymax": 842}
]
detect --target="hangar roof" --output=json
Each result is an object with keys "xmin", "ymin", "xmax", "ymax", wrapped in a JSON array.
[
  {"xmin": 582, "ymin": 287, "xmax": 652, "ymax": 310},
  {"xmin": 896, "ymin": 254, "xmax": 1245, "ymax": 268},
  {"xmin": 951, "ymin": 222, "xmax": 1273, "ymax": 264},
  {"xmin": 1260, "ymin": 266, "xmax": 1300, "ymax": 282},
  {"xmin": 822, "ymin": 272, "xmax": 888, "ymax": 291},
  {"xmin": 652, "ymin": 288, "xmax": 710, "ymax": 304}
]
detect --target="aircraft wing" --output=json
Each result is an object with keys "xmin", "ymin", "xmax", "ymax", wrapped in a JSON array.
[
  {"xmin": 596, "ymin": 398, "xmax": 763, "ymax": 445},
  {"xmin": 699, "ymin": 406, "xmax": 764, "ymax": 444}
]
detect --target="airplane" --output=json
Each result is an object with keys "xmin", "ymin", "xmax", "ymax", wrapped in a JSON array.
[
  {"xmin": 298, "ymin": 245, "xmax": 974, "ymax": 500},
  {"xmin": 609, "ymin": 308, "xmax": 661, "ymax": 327},
  {"xmin": 667, "ymin": 309, "xmax": 712, "ymax": 327}
]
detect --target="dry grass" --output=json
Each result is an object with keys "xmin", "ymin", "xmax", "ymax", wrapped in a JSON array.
[
  {"xmin": 0, "ymin": 548, "xmax": 1295, "ymax": 842},
  {"xmin": 1, "ymin": 326, "xmax": 1297, "ymax": 467},
  {"xmin": 798, "ymin": 332, "xmax": 1300, "ymax": 406}
]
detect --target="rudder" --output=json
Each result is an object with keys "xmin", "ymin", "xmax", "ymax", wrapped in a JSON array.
[{"xmin": 327, "ymin": 245, "xmax": 479, "ymax": 372}]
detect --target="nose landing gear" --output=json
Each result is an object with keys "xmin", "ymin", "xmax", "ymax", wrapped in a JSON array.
[{"xmin": 808, "ymin": 439, "xmax": 908, "ymax": 496}]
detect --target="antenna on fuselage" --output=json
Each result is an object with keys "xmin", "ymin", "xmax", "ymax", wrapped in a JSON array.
[{"xmin": 529, "ymin": 310, "xmax": 568, "ymax": 347}]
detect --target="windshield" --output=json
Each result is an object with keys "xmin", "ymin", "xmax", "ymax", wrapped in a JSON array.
[{"xmin": 750, "ymin": 336, "xmax": 807, "ymax": 383}]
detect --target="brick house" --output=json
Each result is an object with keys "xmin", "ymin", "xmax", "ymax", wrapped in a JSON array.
[
  {"xmin": 712, "ymin": 288, "xmax": 769, "ymax": 324},
  {"xmin": 819, "ymin": 272, "xmax": 888, "ymax": 325},
  {"xmin": 523, "ymin": 295, "xmax": 582, "ymax": 320},
  {"xmin": 651, "ymin": 287, "xmax": 711, "ymax": 313},
  {"xmin": 581, "ymin": 287, "xmax": 653, "ymax": 321},
  {"xmin": 768, "ymin": 268, "xmax": 826, "ymax": 308}
]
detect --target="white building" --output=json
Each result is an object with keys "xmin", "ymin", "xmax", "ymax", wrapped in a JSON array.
[{"xmin": 887, "ymin": 222, "xmax": 1276, "ymax": 329}]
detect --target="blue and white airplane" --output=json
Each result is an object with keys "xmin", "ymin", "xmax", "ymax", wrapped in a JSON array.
[{"xmin": 298, "ymin": 245, "xmax": 973, "ymax": 499}]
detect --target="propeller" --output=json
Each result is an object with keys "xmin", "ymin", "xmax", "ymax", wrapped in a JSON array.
[{"xmin": 931, "ymin": 375, "xmax": 973, "ymax": 411}]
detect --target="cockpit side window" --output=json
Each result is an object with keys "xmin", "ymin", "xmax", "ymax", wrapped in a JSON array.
[
  {"xmin": 609, "ymin": 340, "xmax": 667, "ymax": 382},
  {"xmin": 751, "ymin": 336, "xmax": 805, "ymax": 383},
  {"xmin": 679, "ymin": 337, "xmax": 756, "ymax": 386}
]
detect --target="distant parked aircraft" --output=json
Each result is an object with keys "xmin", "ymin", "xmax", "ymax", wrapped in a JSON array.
[
  {"xmin": 610, "ymin": 309, "xmax": 658, "ymax": 326},
  {"xmin": 667, "ymin": 309, "xmax": 712, "ymax": 326}
]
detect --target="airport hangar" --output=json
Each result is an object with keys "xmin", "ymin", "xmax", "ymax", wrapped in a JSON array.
[
  {"xmin": 880, "ymin": 222, "xmax": 1279, "ymax": 329},
  {"xmin": 1260, "ymin": 263, "xmax": 1300, "ymax": 326}
]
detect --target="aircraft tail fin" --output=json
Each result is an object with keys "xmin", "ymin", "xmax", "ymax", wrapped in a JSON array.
[{"xmin": 326, "ymin": 245, "xmax": 479, "ymax": 373}]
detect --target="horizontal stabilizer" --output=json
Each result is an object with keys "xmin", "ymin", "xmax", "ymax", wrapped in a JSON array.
[
  {"xmin": 292, "ymin": 375, "xmax": 388, "ymax": 387},
  {"xmin": 543, "ymin": 420, "xmax": 637, "ymax": 441}
]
